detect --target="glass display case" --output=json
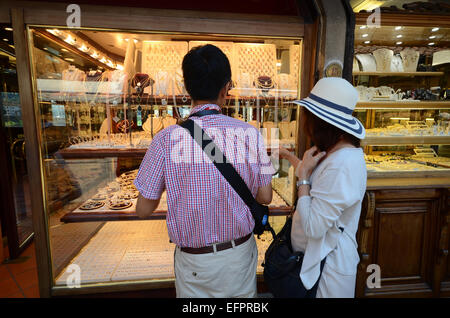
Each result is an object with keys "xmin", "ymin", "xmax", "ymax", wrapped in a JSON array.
[
  {"xmin": 28, "ymin": 26, "xmax": 302, "ymax": 288},
  {"xmin": 355, "ymin": 104, "xmax": 450, "ymax": 178},
  {"xmin": 353, "ymin": 24, "xmax": 450, "ymax": 182}
]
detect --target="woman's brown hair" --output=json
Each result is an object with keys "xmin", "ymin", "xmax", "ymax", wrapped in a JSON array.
[{"xmin": 303, "ymin": 109, "xmax": 361, "ymax": 152}]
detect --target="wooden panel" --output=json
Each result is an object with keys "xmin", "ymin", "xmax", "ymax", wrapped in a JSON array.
[
  {"xmin": 353, "ymin": 71, "xmax": 444, "ymax": 77},
  {"xmin": 375, "ymin": 205, "xmax": 428, "ymax": 279},
  {"xmin": 375, "ymin": 188, "xmax": 440, "ymax": 201},
  {"xmin": 298, "ymin": 19, "xmax": 319, "ymax": 158},
  {"xmin": 367, "ymin": 177, "xmax": 450, "ymax": 191},
  {"xmin": 440, "ymin": 190, "xmax": 450, "ymax": 296},
  {"xmin": 355, "ymin": 12, "xmax": 450, "ymax": 28},
  {"xmin": 358, "ymin": 191, "xmax": 441, "ymax": 297},
  {"xmin": 1, "ymin": 1, "xmax": 305, "ymax": 38}
]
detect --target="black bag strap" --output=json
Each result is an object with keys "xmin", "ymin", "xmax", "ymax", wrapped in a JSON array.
[
  {"xmin": 189, "ymin": 109, "xmax": 221, "ymax": 118},
  {"xmin": 179, "ymin": 115, "xmax": 256, "ymax": 209}
]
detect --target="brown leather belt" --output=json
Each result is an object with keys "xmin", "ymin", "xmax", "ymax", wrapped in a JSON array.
[{"xmin": 180, "ymin": 233, "xmax": 252, "ymax": 254}]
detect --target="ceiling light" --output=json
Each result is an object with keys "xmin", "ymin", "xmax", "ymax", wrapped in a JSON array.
[
  {"xmin": 46, "ymin": 29, "xmax": 60, "ymax": 36},
  {"xmin": 360, "ymin": 25, "xmax": 367, "ymax": 29},
  {"xmin": 43, "ymin": 47, "xmax": 48, "ymax": 50},
  {"xmin": 390, "ymin": 117, "xmax": 409, "ymax": 121},
  {"xmin": 364, "ymin": 41, "xmax": 370, "ymax": 44},
  {"xmin": 362, "ymin": 34, "xmax": 369, "ymax": 38},
  {"xmin": 79, "ymin": 44, "xmax": 88, "ymax": 52},
  {"xmin": 2, "ymin": 38, "xmax": 8, "ymax": 42},
  {"xmin": 124, "ymin": 38, "xmax": 129, "ymax": 42},
  {"xmin": 64, "ymin": 35, "xmax": 75, "ymax": 45},
  {"xmin": 396, "ymin": 41, "xmax": 403, "ymax": 45},
  {"xmin": 64, "ymin": 58, "xmax": 74, "ymax": 62},
  {"xmin": 431, "ymin": 27, "xmax": 439, "ymax": 32},
  {"xmin": 4, "ymin": 27, "xmax": 13, "ymax": 31},
  {"xmin": 395, "ymin": 26, "xmax": 402, "ymax": 30},
  {"xmin": 428, "ymin": 42, "xmax": 435, "ymax": 46},
  {"xmin": 396, "ymin": 35, "xmax": 403, "ymax": 38},
  {"xmin": 133, "ymin": 39, "xmax": 138, "ymax": 43},
  {"xmin": 61, "ymin": 48, "xmax": 68, "ymax": 52},
  {"xmin": 429, "ymin": 35, "xmax": 436, "ymax": 39}
]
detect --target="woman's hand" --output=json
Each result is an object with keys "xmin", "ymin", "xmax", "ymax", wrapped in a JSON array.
[
  {"xmin": 296, "ymin": 146, "xmax": 326, "ymax": 180},
  {"xmin": 272, "ymin": 147, "xmax": 301, "ymax": 170}
]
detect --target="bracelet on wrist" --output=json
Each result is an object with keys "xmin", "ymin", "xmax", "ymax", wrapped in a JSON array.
[{"xmin": 296, "ymin": 179, "xmax": 311, "ymax": 187}]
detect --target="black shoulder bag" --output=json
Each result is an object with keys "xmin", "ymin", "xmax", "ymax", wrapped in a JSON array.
[
  {"xmin": 262, "ymin": 211, "xmax": 327, "ymax": 298},
  {"xmin": 179, "ymin": 110, "xmax": 274, "ymax": 236}
]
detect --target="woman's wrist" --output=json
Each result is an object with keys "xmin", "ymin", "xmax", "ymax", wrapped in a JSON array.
[{"xmin": 296, "ymin": 165, "xmax": 312, "ymax": 180}]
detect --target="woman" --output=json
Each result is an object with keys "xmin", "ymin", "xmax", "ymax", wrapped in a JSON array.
[{"xmin": 278, "ymin": 77, "xmax": 367, "ymax": 298}]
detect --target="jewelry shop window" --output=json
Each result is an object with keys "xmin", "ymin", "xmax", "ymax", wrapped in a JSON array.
[{"xmin": 28, "ymin": 26, "xmax": 302, "ymax": 287}]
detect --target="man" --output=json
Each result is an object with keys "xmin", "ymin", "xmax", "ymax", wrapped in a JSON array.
[{"xmin": 134, "ymin": 44, "xmax": 274, "ymax": 297}]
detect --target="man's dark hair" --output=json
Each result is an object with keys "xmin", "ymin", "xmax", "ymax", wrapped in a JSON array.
[
  {"xmin": 182, "ymin": 44, "xmax": 231, "ymax": 101},
  {"xmin": 303, "ymin": 109, "xmax": 361, "ymax": 152}
]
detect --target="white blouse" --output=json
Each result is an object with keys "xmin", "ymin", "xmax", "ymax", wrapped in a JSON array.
[{"xmin": 291, "ymin": 147, "xmax": 367, "ymax": 290}]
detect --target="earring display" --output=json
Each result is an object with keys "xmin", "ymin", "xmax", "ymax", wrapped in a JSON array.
[
  {"xmin": 235, "ymin": 43, "xmax": 277, "ymax": 86},
  {"xmin": 400, "ymin": 48, "xmax": 420, "ymax": 72},
  {"xmin": 278, "ymin": 121, "xmax": 290, "ymax": 140},
  {"xmin": 373, "ymin": 48, "xmax": 394, "ymax": 72},
  {"xmin": 141, "ymin": 41, "xmax": 188, "ymax": 96},
  {"xmin": 289, "ymin": 44, "xmax": 301, "ymax": 89}
]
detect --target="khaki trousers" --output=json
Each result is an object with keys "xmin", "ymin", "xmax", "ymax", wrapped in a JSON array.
[{"xmin": 174, "ymin": 235, "xmax": 258, "ymax": 298}]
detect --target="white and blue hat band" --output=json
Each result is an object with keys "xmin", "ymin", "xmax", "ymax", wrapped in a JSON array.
[{"xmin": 292, "ymin": 77, "xmax": 365, "ymax": 139}]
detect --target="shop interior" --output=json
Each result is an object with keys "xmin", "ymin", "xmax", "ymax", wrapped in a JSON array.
[
  {"xmin": 352, "ymin": 24, "xmax": 450, "ymax": 178},
  {"xmin": 28, "ymin": 27, "xmax": 302, "ymax": 285}
]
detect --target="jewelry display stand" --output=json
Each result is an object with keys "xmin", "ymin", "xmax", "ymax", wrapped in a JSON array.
[
  {"xmin": 289, "ymin": 44, "xmax": 301, "ymax": 89},
  {"xmin": 141, "ymin": 41, "xmax": 188, "ymax": 95},
  {"xmin": 235, "ymin": 43, "xmax": 277, "ymax": 84},
  {"xmin": 356, "ymin": 53, "xmax": 377, "ymax": 72},
  {"xmin": 373, "ymin": 49, "xmax": 394, "ymax": 73},
  {"xmin": 400, "ymin": 48, "xmax": 420, "ymax": 72},
  {"xmin": 390, "ymin": 54, "xmax": 404, "ymax": 72}
]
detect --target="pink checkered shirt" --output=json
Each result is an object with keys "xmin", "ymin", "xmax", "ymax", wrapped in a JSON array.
[{"xmin": 134, "ymin": 104, "xmax": 275, "ymax": 248}]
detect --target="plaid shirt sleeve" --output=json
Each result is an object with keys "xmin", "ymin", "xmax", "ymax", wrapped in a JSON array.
[
  {"xmin": 134, "ymin": 131, "xmax": 166, "ymax": 200},
  {"xmin": 256, "ymin": 131, "xmax": 275, "ymax": 188}
]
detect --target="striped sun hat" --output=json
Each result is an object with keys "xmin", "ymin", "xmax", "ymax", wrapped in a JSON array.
[{"xmin": 292, "ymin": 77, "xmax": 365, "ymax": 139}]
